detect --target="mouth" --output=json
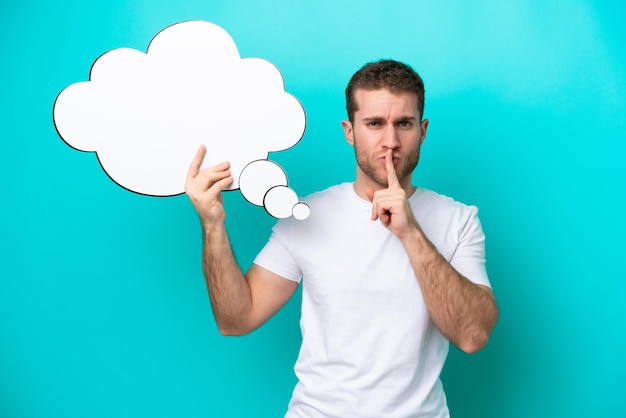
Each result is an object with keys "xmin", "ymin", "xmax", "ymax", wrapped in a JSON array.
[{"xmin": 379, "ymin": 155, "xmax": 400, "ymax": 165}]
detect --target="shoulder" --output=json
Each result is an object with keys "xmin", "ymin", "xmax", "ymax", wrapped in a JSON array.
[
  {"xmin": 302, "ymin": 182, "xmax": 352, "ymax": 205},
  {"xmin": 412, "ymin": 188, "xmax": 480, "ymax": 228},
  {"xmin": 295, "ymin": 183, "xmax": 356, "ymax": 216},
  {"xmin": 412, "ymin": 189, "xmax": 487, "ymax": 266},
  {"xmin": 413, "ymin": 188, "xmax": 476, "ymax": 210}
]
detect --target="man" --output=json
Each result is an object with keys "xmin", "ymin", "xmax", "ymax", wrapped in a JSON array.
[{"xmin": 185, "ymin": 60, "xmax": 498, "ymax": 417}]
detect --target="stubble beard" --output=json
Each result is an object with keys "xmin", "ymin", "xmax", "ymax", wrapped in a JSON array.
[{"xmin": 353, "ymin": 140, "xmax": 420, "ymax": 188}]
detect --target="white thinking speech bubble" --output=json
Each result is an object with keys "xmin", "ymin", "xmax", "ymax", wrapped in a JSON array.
[{"xmin": 53, "ymin": 20, "xmax": 309, "ymax": 219}]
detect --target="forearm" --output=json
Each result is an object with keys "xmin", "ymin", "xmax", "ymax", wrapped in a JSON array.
[
  {"xmin": 202, "ymin": 223, "xmax": 253, "ymax": 336},
  {"xmin": 402, "ymin": 226, "xmax": 498, "ymax": 353}
]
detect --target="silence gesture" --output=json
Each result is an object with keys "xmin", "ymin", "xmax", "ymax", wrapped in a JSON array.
[{"xmin": 365, "ymin": 148, "xmax": 419, "ymax": 240}]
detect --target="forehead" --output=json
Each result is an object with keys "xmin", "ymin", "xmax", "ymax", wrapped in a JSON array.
[{"xmin": 353, "ymin": 88, "xmax": 419, "ymax": 118}]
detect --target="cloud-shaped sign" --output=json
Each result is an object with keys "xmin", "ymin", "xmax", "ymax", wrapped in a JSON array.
[{"xmin": 53, "ymin": 20, "xmax": 309, "ymax": 219}]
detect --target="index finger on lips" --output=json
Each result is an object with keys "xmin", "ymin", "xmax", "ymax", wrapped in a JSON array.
[{"xmin": 386, "ymin": 149, "xmax": 400, "ymax": 188}]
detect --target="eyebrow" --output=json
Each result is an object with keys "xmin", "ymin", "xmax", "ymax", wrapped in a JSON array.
[{"xmin": 361, "ymin": 115, "xmax": 418, "ymax": 122}]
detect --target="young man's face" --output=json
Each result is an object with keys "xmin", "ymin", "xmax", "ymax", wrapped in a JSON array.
[{"xmin": 342, "ymin": 88, "xmax": 428, "ymax": 192}]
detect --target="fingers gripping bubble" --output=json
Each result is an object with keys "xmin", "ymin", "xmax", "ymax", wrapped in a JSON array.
[
  {"xmin": 53, "ymin": 20, "xmax": 309, "ymax": 219},
  {"xmin": 239, "ymin": 161, "xmax": 310, "ymax": 220}
]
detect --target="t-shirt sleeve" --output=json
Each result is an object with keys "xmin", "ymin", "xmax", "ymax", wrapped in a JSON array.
[
  {"xmin": 450, "ymin": 206, "xmax": 492, "ymax": 288},
  {"xmin": 253, "ymin": 218, "xmax": 303, "ymax": 283}
]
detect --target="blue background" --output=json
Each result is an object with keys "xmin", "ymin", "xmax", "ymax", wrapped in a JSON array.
[{"xmin": 2, "ymin": 1, "xmax": 625, "ymax": 417}]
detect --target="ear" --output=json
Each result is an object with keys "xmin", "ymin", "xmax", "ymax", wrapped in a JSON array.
[
  {"xmin": 342, "ymin": 120, "xmax": 354, "ymax": 146},
  {"xmin": 419, "ymin": 118, "xmax": 429, "ymax": 145}
]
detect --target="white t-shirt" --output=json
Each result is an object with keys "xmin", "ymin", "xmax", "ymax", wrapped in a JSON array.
[{"xmin": 254, "ymin": 183, "xmax": 491, "ymax": 418}]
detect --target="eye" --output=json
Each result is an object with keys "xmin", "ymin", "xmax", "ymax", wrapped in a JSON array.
[{"xmin": 397, "ymin": 121, "xmax": 413, "ymax": 128}]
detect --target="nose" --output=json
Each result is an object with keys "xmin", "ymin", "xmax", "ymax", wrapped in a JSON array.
[{"xmin": 381, "ymin": 124, "xmax": 400, "ymax": 149}]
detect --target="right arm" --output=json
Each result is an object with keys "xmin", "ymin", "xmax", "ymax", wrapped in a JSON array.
[{"xmin": 185, "ymin": 146, "xmax": 299, "ymax": 336}]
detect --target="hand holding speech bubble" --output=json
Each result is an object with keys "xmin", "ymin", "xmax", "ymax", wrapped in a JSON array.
[{"xmin": 53, "ymin": 20, "xmax": 309, "ymax": 219}]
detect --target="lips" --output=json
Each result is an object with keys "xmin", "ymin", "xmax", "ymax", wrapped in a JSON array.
[{"xmin": 379, "ymin": 155, "xmax": 400, "ymax": 164}]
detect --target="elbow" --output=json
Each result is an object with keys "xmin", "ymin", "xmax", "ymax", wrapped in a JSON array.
[
  {"xmin": 457, "ymin": 316, "xmax": 498, "ymax": 354},
  {"xmin": 216, "ymin": 319, "xmax": 255, "ymax": 337},
  {"xmin": 459, "ymin": 301, "xmax": 499, "ymax": 354},
  {"xmin": 217, "ymin": 326, "xmax": 246, "ymax": 337},
  {"xmin": 213, "ymin": 308, "xmax": 256, "ymax": 336},
  {"xmin": 457, "ymin": 332, "xmax": 490, "ymax": 354}
]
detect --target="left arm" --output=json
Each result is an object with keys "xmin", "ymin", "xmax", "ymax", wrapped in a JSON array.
[
  {"xmin": 397, "ymin": 224, "xmax": 498, "ymax": 353},
  {"xmin": 368, "ymin": 150, "xmax": 499, "ymax": 353}
]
